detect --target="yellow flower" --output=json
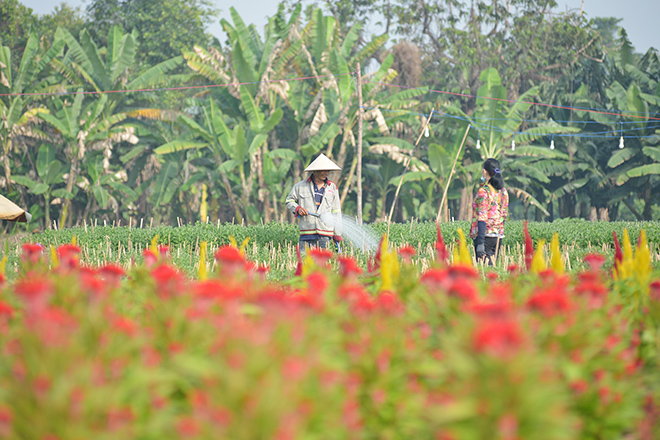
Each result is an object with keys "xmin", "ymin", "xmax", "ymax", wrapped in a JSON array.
[
  {"xmin": 455, "ymin": 228, "xmax": 473, "ymax": 266},
  {"xmin": 379, "ymin": 235, "xmax": 400, "ymax": 292},
  {"xmin": 200, "ymin": 184, "xmax": 208, "ymax": 222},
  {"xmin": 550, "ymin": 233, "xmax": 564, "ymax": 274},
  {"xmin": 50, "ymin": 245, "xmax": 59, "ymax": 268},
  {"xmin": 198, "ymin": 241, "xmax": 208, "ymax": 281},
  {"xmin": 634, "ymin": 229, "xmax": 651, "ymax": 286},
  {"xmin": 531, "ymin": 239, "xmax": 547, "ymax": 274}
]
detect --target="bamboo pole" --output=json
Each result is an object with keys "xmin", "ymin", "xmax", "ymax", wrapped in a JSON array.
[
  {"xmin": 387, "ymin": 109, "xmax": 434, "ymax": 230},
  {"xmin": 436, "ymin": 125, "xmax": 471, "ymax": 225},
  {"xmin": 356, "ymin": 63, "xmax": 364, "ymax": 225}
]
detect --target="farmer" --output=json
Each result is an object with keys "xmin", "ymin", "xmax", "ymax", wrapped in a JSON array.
[
  {"xmin": 285, "ymin": 153, "xmax": 342, "ymax": 251},
  {"xmin": 470, "ymin": 158, "xmax": 509, "ymax": 265}
]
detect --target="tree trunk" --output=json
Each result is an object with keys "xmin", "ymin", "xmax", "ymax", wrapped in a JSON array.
[
  {"xmin": 642, "ymin": 188, "xmax": 653, "ymax": 220},
  {"xmin": 589, "ymin": 206, "xmax": 598, "ymax": 222},
  {"xmin": 458, "ymin": 186, "xmax": 471, "ymax": 221},
  {"xmin": 598, "ymin": 207, "xmax": 609, "ymax": 221}
]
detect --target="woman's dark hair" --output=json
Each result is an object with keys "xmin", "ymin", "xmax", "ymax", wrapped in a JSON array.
[{"xmin": 483, "ymin": 158, "xmax": 504, "ymax": 190}]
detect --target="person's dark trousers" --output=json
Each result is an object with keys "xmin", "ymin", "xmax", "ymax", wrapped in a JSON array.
[
  {"xmin": 474, "ymin": 237, "xmax": 501, "ymax": 266},
  {"xmin": 299, "ymin": 236, "xmax": 332, "ymax": 254}
]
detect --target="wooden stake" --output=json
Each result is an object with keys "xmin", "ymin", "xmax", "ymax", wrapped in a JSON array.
[
  {"xmin": 436, "ymin": 125, "xmax": 471, "ymax": 224},
  {"xmin": 356, "ymin": 63, "xmax": 364, "ymax": 225},
  {"xmin": 387, "ymin": 109, "xmax": 434, "ymax": 230}
]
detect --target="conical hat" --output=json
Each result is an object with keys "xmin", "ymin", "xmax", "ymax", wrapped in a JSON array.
[
  {"xmin": 0, "ymin": 194, "xmax": 30, "ymax": 222},
  {"xmin": 304, "ymin": 153, "xmax": 341, "ymax": 172}
]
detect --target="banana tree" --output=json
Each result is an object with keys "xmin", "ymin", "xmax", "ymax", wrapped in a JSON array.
[
  {"xmin": 604, "ymin": 48, "xmax": 660, "ymax": 220},
  {"xmin": 0, "ymin": 33, "xmax": 65, "ymax": 186},
  {"xmin": 38, "ymin": 91, "xmax": 129, "ymax": 226},
  {"xmin": 442, "ymin": 67, "xmax": 580, "ymax": 218},
  {"xmin": 154, "ymin": 96, "xmax": 283, "ymax": 222},
  {"xmin": 11, "ymin": 144, "xmax": 67, "ymax": 227}
]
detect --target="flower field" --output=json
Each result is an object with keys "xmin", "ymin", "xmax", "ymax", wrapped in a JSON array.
[{"xmin": 1, "ymin": 222, "xmax": 660, "ymax": 439}]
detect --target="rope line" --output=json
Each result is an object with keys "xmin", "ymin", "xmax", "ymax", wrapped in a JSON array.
[
  {"xmin": 0, "ymin": 72, "xmax": 352, "ymax": 97},
  {"xmin": 361, "ymin": 106, "xmax": 660, "ymax": 140},
  {"xmin": 362, "ymin": 80, "xmax": 660, "ymax": 122}
]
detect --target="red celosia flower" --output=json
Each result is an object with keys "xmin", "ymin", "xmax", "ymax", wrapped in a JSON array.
[
  {"xmin": 214, "ymin": 246, "xmax": 244, "ymax": 263},
  {"xmin": 448, "ymin": 281, "xmax": 477, "ymax": 302},
  {"xmin": 176, "ymin": 417, "xmax": 200, "ymax": 438},
  {"xmin": 526, "ymin": 288, "xmax": 572, "ymax": 317},
  {"xmin": 436, "ymin": 225, "xmax": 448, "ymax": 263},
  {"xmin": 143, "ymin": 249, "xmax": 158, "ymax": 268},
  {"xmin": 107, "ymin": 406, "xmax": 134, "ymax": 431},
  {"xmin": 80, "ymin": 269, "xmax": 106, "ymax": 298},
  {"xmin": 295, "ymin": 245, "xmax": 303, "ymax": 276},
  {"xmin": 584, "ymin": 253, "xmax": 606, "ymax": 271},
  {"xmin": 0, "ymin": 405, "xmax": 12, "ymax": 438},
  {"xmin": 570, "ymin": 379, "xmax": 589, "ymax": 394},
  {"xmin": 291, "ymin": 290, "xmax": 324, "ymax": 310},
  {"xmin": 26, "ymin": 306, "xmax": 78, "ymax": 347},
  {"xmin": 306, "ymin": 272, "xmax": 328, "ymax": 295},
  {"xmin": 0, "ymin": 301, "xmax": 13, "ymax": 318},
  {"xmin": 376, "ymin": 291, "xmax": 404, "ymax": 314},
  {"xmin": 338, "ymin": 283, "xmax": 368, "ymax": 302},
  {"xmin": 650, "ymin": 281, "xmax": 660, "ymax": 302},
  {"xmin": 151, "ymin": 265, "xmax": 183, "ymax": 298},
  {"xmin": 100, "ymin": 264, "xmax": 126, "ymax": 286},
  {"xmin": 574, "ymin": 279, "xmax": 608, "ymax": 309},
  {"xmin": 194, "ymin": 280, "xmax": 242, "ymax": 304},
  {"xmin": 467, "ymin": 298, "xmax": 513, "ymax": 320},
  {"xmin": 256, "ymin": 264, "xmax": 269, "ymax": 279},
  {"xmin": 507, "ymin": 264, "xmax": 519, "ymax": 274},
  {"xmin": 21, "ymin": 243, "xmax": 44, "ymax": 263},
  {"xmin": 158, "ymin": 245, "xmax": 170, "ymax": 259},
  {"xmin": 473, "ymin": 319, "xmax": 523, "ymax": 356},
  {"xmin": 398, "ymin": 245, "xmax": 416, "ymax": 263},
  {"xmin": 351, "ymin": 291, "xmax": 376, "ymax": 314},
  {"xmin": 308, "ymin": 247, "xmax": 333, "ymax": 267},
  {"xmin": 215, "ymin": 246, "xmax": 247, "ymax": 275},
  {"xmin": 14, "ymin": 277, "xmax": 52, "ymax": 313},
  {"xmin": 613, "ymin": 231, "xmax": 623, "ymax": 273},
  {"xmin": 57, "ymin": 244, "xmax": 80, "ymax": 269},
  {"xmin": 523, "ymin": 221, "xmax": 534, "ymax": 271},
  {"xmin": 112, "ymin": 317, "xmax": 138, "ymax": 336},
  {"xmin": 337, "ymin": 256, "xmax": 362, "ymax": 277},
  {"xmin": 421, "ymin": 268, "xmax": 449, "ymax": 292},
  {"xmin": 448, "ymin": 264, "xmax": 479, "ymax": 280}
]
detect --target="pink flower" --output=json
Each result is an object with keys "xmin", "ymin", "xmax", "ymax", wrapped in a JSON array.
[
  {"xmin": 435, "ymin": 225, "xmax": 449, "ymax": 263},
  {"xmin": 584, "ymin": 253, "xmax": 606, "ymax": 271},
  {"xmin": 473, "ymin": 319, "xmax": 523, "ymax": 357},
  {"xmin": 448, "ymin": 264, "xmax": 478, "ymax": 280},
  {"xmin": 650, "ymin": 281, "xmax": 660, "ymax": 302},
  {"xmin": 448, "ymin": 281, "xmax": 477, "ymax": 302},
  {"xmin": 99, "ymin": 264, "xmax": 126, "ymax": 287},
  {"xmin": 398, "ymin": 245, "xmax": 416, "ymax": 263},
  {"xmin": 308, "ymin": 248, "xmax": 333, "ymax": 267},
  {"xmin": 526, "ymin": 288, "xmax": 572, "ymax": 317},
  {"xmin": 57, "ymin": 244, "xmax": 80, "ymax": 268},
  {"xmin": 337, "ymin": 256, "xmax": 362, "ymax": 277},
  {"xmin": 306, "ymin": 272, "xmax": 328, "ymax": 295},
  {"xmin": 421, "ymin": 268, "xmax": 449, "ymax": 292},
  {"xmin": 151, "ymin": 265, "xmax": 183, "ymax": 298},
  {"xmin": 143, "ymin": 249, "xmax": 158, "ymax": 268},
  {"xmin": 376, "ymin": 291, "xmax": 404, "ymax": 314},
  {"xmin": 21, "ymin": 243, "xmax": 44, "ymax": 263},
  {"xmin": 215, "ymin": 246, "xmax": 247, "ymax": 275},
  {"xmin": 14, "ymin": 277, "xmax": 52, "ymax": 313}
]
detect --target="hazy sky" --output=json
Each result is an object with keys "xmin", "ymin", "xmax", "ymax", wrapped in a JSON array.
[{"xmin": 21, "ymin": 0, "xmax": 660, "ymax": 53}]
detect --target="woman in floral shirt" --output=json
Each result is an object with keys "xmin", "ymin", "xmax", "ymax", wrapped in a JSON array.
[{"xmin": 470, "ymin": 158, "xmax": 508, "ymax": 265}]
